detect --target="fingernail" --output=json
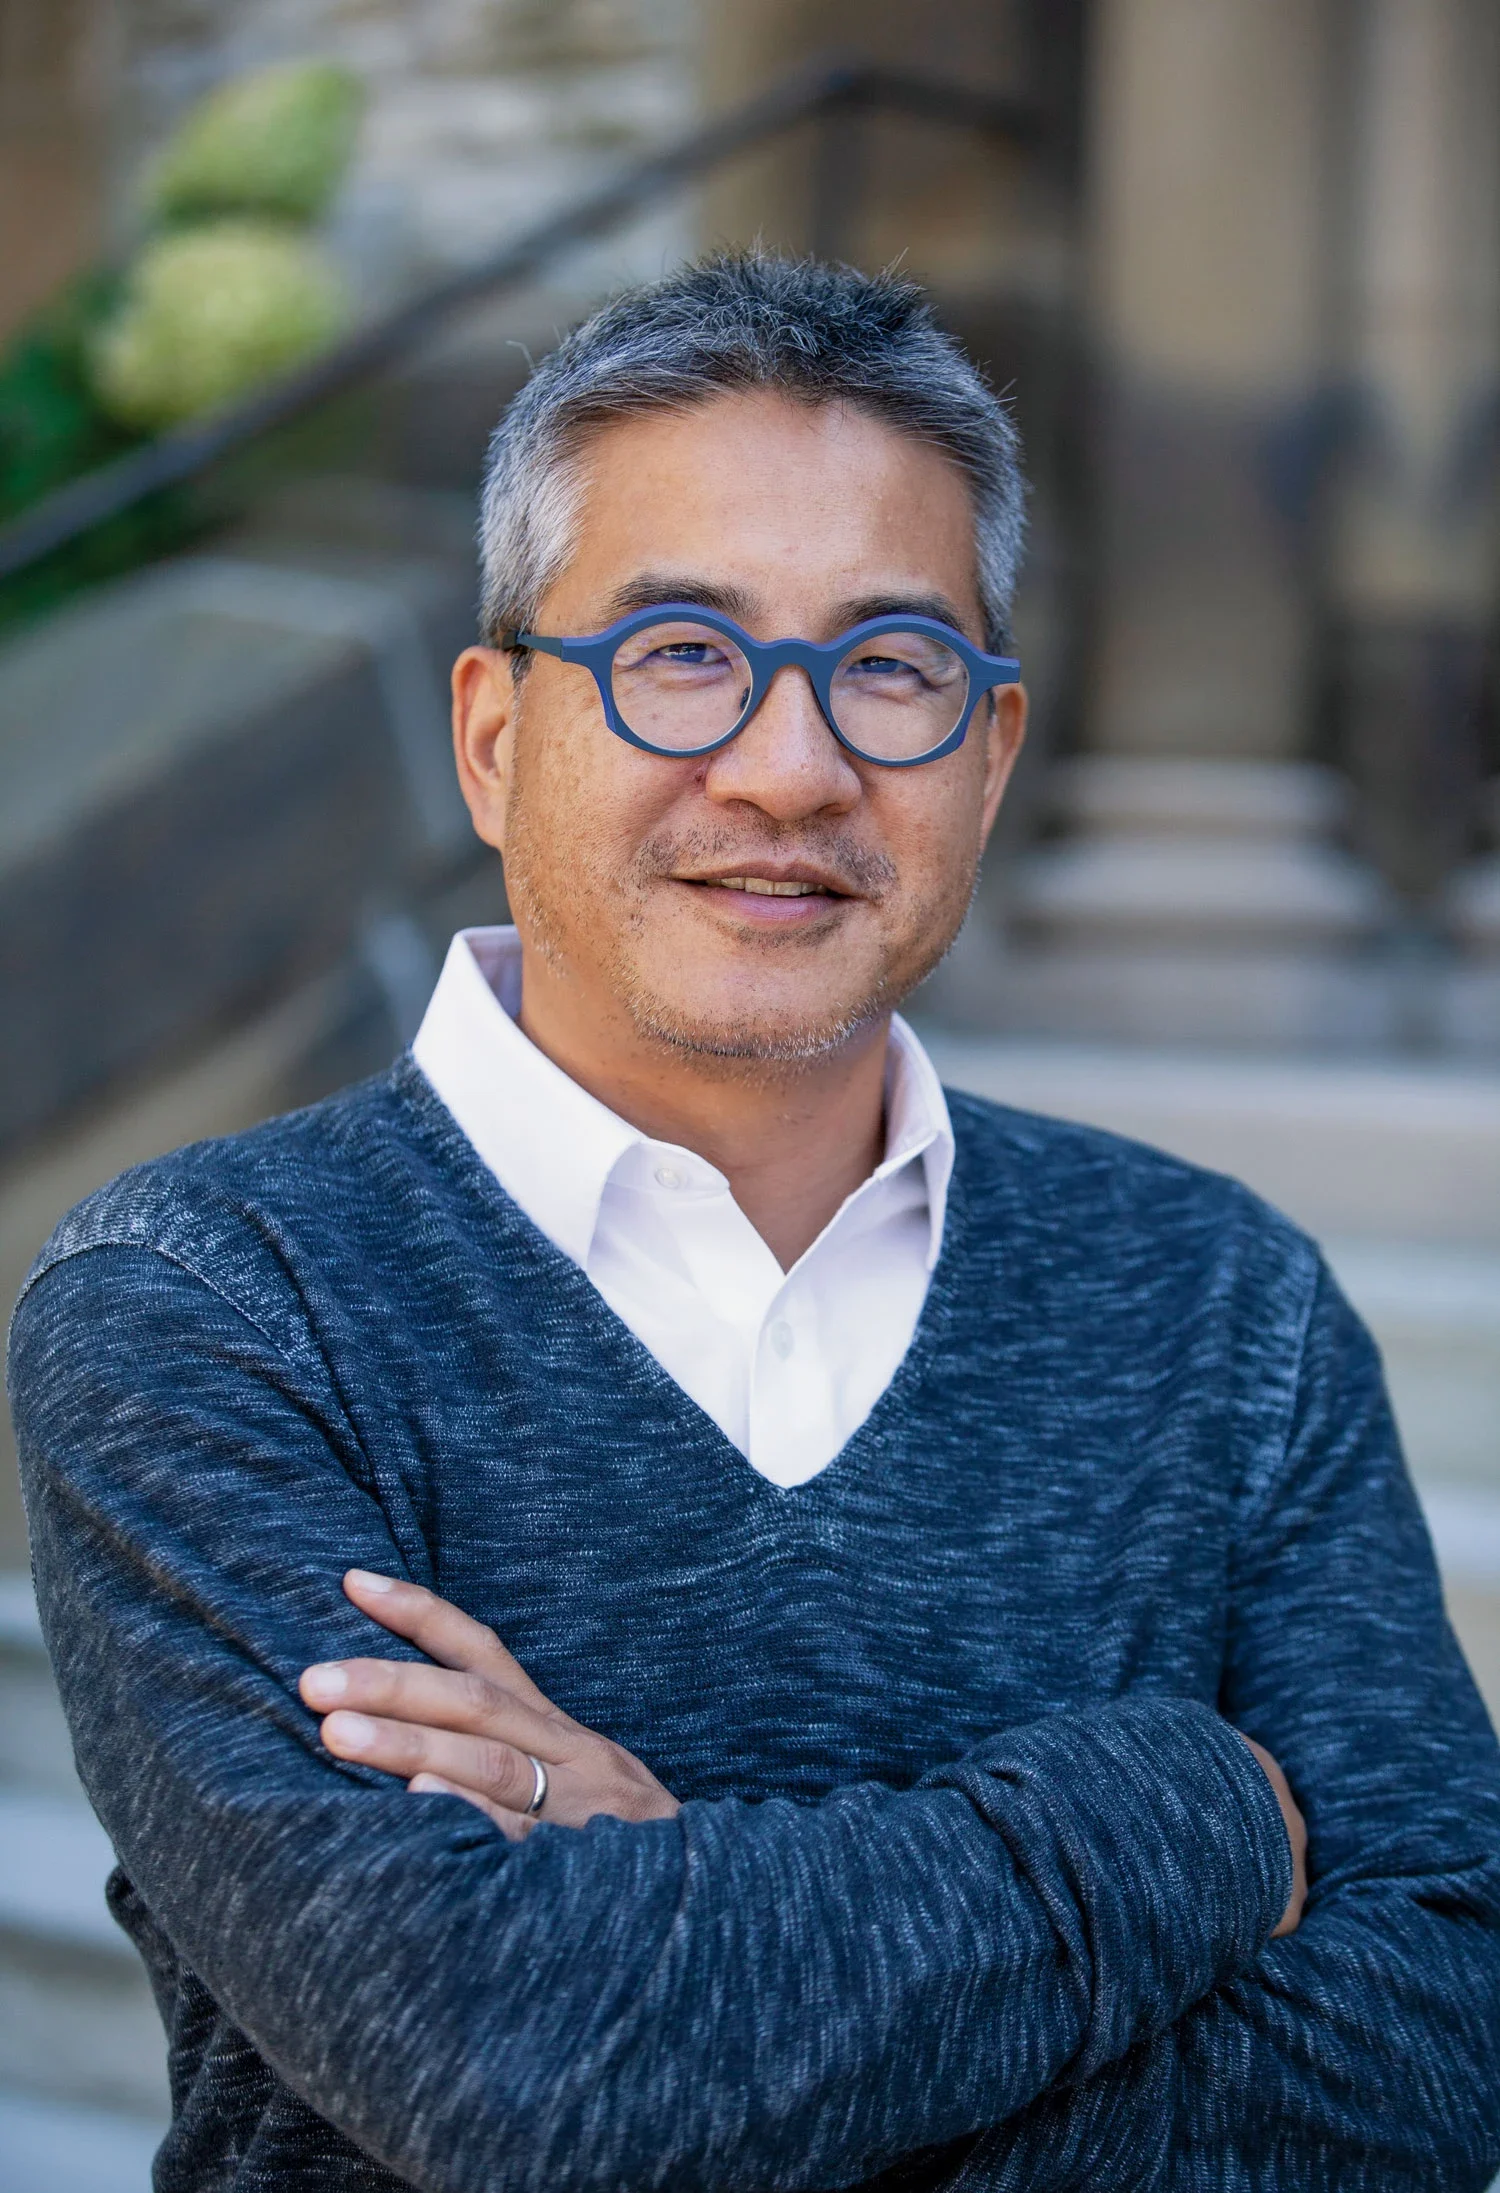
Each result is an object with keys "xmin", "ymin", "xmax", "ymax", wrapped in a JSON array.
[
  {"xmin": 345, "ymin": 1570, "xmax": 396, "ymax": 1595},
  {"xmin": 409, "ymin": 1774, "xmax": 451, "ymax": 1795},
  {"xmin": 301, "ymin": 1664, "xmax": 348, "ymax": 1703},
  {"xmin": 323, "ymin": 1711, "xmax": 375, "ymax": 1752}
]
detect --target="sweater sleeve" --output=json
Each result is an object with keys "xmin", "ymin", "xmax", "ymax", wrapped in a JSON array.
[
  {"xmin": 949, "ymin": 1260, "xmax": 1500, "ymax": 2192},
  {"xmin": 9, "ymin": 1237, "xmax": 1291, "ymax": 2193}
]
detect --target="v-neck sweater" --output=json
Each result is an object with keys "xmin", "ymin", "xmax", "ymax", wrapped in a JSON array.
[
  {"xmin": 410, "ymin": 925, "xmax": 954, "ymax": 1487},
  {"xmin": 9, "ymin": 1056, "xmax": 1500, "ymax": 2192}
]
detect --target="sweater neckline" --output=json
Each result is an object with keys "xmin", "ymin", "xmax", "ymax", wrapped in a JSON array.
[{"xmin": 385, "ymin": 1050, "xmax": 973, "ymax": 1507}]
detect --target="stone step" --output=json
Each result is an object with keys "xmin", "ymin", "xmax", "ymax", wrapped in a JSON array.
[
  {"xmin": 923, "ymin": 1035, "xmax": 1500, "ymax": 1248},
  {"xmin": 0, "ymin": 1576, "xmax": 82, "ymax": 1799},
  {"xmin": 0, "ymin": 1787, "xmax": 122, "ymax": 1954},
  {"xmin": 0, "ymin": 1776, "xmax": 167, "ymax": 2119},
  {"xmin": 0, "ymin": 1587, "xmax": 168, "ymax": 2120},
  {"xmin": 0, "ymin": 482, "xmax": 478, "ymax": 1162},
  {"xmin": 0, "ymin": 2085, "xmax": 163, "ymax": 2193},
  {"xmin": 1321, "ymin": 1240, "xmax": 1500, "ymax": 1492},
  {"xmin": 0, "ymin": 1801, "xmax": 167, "ymax": 2116}
]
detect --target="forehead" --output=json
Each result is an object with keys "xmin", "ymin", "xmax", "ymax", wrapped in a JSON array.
[{"xmin": 552, "ymin": 388, "xmax": 981, "ymax": 623}]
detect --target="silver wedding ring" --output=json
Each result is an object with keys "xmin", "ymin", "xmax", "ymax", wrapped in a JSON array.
[{"xmin": 523, "ymin": 1752, "xmax": 548, "ymax": 1818}]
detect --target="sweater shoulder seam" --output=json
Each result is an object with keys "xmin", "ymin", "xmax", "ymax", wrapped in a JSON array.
[{"xmin": 15, "ymin": 1235, "xmax": 295, "ymax": 1364}]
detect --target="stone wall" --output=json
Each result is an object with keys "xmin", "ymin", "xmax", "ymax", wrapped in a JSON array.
[
  {"xmin": 0, "ymin": 0, "xmax": 113, "ymax": 343},
  {"xmin": 112, "ymin": 1, "xmax": 700, "ymax": 303}
]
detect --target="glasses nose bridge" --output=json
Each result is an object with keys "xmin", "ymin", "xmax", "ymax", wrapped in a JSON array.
[{"xmin": 744, "ymin": 638, "xmax": 833, "ymax": 736}]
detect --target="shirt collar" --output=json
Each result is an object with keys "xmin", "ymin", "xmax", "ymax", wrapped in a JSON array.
[
  {"xmin": 880, "ymin": 1010, "xmax": 954, "ymax": 1272},
  {"xmin": 411, "ymin": 926, "xmax": 954, "ymax": 1272},
  {"xmin": 411, "ymin": 928, "xmax": 638, "ymax": 1268}
]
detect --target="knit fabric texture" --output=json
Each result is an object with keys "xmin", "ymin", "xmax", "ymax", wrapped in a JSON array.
[{"xmin": 9, "ymin": 1055, "xmax": 1500, "ymax": 2192}]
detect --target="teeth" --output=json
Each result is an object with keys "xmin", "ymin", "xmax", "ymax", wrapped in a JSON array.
[{"xmin": 715, "ymin": 877, "xmax": 825, "ymax": 897}]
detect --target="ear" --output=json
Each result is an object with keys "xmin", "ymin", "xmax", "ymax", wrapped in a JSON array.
[
  {"xmin": 452, "ymin": 646, "xmax": 518, "ymax": 856},
  {"xmin": 977, "ymin": 681, "xmax": 1027, "ymax": 851}
]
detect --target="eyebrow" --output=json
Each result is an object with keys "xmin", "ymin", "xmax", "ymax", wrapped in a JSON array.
[
  {"xmin": 832, "ymin": 590, "xmax": 975, "ymax": 637},
  {"xmin": 600, "ymin": 575, "xmax": 978, "ymax": 641},
  {"xmin": 603, "ymin": 574, "xmax": 757, "ymax": 622}
]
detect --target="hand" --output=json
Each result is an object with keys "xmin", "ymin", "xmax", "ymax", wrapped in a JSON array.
[
  {"xmin": 299, "ymin": 1570, "xmax": 680, "ymax": 1841},
  {"xmin": 1240, "ymin": 1735, "xmax": 1308, "ymax": 1937}
]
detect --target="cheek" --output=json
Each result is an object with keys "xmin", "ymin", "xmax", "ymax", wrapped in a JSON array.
[
  {"xmin": 511, "ymin": 716, "xmax": 682, "ymax": 894},
  {"xmin": 872, "ymin": 769, "xmax": 987, "ymax": 912}
]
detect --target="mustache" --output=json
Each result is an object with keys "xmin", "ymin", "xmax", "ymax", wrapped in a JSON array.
[{"xmin": 634, "ymin": 823, "xmax": 898, "ymax": 897}]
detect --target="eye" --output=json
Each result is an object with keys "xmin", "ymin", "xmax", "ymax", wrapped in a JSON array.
[
  {"xmin": 842, "ymin": 648, "xmax": 931, "ymax": 687},
  {"xmin": 613, "ymin": 621, "xmax": 745, "ymax": 680},
  {"xmin": 838, "ymin": 634, "xmax": 965, "ymax": 691}
]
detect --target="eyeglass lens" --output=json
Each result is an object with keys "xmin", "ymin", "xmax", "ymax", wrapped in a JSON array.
[
  {"xmin": 610, "ymin": 620, "xmax": 753, "ymax": 752},
  {"xmin": 608, "ymin": 620, "xmax": 971, "ymax": 761},
  {"xmin": 831, "ymin": 629, "xmax": 970, "ymax": 761}
]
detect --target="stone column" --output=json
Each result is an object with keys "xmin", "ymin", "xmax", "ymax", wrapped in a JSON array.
[
  {"xmin": 1002, "ymin": 0, "xmax": 1393, "ymax": 1050},
  {"xmin": 700, "ymin": 0, "xmax": 1048, "ymax": 282},
  {"xmin": 1321, "ymin": 0, "xmax": 1500, "ymax": 1053}
]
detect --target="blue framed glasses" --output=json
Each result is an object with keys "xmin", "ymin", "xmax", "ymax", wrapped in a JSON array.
[{"xmin": 501, "ymin": 604, "xmax": 1021, "ymax": 767}]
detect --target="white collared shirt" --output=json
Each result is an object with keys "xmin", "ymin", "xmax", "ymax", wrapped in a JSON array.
[{"xmin": 411, "ymin": 928, "xmax": 954, "ymax": 1488}]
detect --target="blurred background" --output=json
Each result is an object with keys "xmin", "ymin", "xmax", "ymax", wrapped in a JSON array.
[{"xmin": 0, "ymin": 2, "xmax": 1497, "ymax": 2183}]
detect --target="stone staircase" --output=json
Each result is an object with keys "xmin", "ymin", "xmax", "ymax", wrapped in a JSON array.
[
  {"xmin": 0, "ymin": 475, "xmax": 485, "ymax": 1159},
  {"xmin": 0, "ymin": 1580, "xmax": 167, "ymax": 2186}
]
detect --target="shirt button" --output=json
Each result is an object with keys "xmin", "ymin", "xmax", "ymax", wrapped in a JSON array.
[
  {"xmin": 769, "ymin": 1319, "xmax": 795, "ymax": 1360},
  {"xmin": 653, "ymin": 1165, "xmax": 683, "ymax": 1190}
]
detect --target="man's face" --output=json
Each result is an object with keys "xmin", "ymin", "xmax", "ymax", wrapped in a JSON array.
[{"xmin": 453, "ymin": 388, "xmax": 1025, "ymax": 1064}]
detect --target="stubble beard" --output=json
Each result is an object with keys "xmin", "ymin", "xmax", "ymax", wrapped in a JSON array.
[{"xmin": 503, "ymin": 778, "xmax": 979, "ymax": 1073}]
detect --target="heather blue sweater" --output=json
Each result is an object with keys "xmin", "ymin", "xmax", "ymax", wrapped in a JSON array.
[{"xmin": 9, "ymin": 1057, "xmax": 1500, "ymax": 2191}]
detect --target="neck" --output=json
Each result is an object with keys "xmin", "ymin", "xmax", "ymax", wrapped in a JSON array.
[{"xmin": 515, "ymin": 944, "xmax": 890, "ymax": 1270}]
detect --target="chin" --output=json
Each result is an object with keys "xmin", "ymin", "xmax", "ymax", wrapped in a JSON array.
[{"xmin": 621, "ymin": 976, "xmax": 892, "ymax": 1065}]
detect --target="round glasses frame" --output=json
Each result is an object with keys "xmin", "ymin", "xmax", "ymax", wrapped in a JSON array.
[{"xmin": 500, "ymin": 603, "xmax": 1022, "ymax": 768}]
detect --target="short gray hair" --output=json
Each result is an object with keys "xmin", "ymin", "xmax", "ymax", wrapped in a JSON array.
[{"xmin": 477, "ymin": 251, "xmax": 1026, "ymax": 652}]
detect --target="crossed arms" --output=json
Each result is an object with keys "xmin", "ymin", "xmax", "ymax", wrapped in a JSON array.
[
  {"xmin": 300, "ymin": 1566, "xmax": 1308, "ymax": 1937},
  {"xmin": 11, "ymin": 1239, "xmax": 1500, "ymax": 2191}
]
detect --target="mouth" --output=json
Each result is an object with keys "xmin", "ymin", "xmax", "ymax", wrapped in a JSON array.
[
  {"xmin": 669, "ymin": 865, "xmax": 856, "ymax": 925},
  {"xmin": 704, "ymin": 875, "xmax": 835, "ymax": 898}
]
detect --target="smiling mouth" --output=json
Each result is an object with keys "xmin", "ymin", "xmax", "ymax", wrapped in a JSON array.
[{"xmin": 705, "ymin": 876, "xmax": 837, "ymax": 898}]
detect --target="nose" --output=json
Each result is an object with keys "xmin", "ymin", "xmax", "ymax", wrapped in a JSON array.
[{"xmin": 700, "ymin": 662, "xmax": 861, "ymax": 822}]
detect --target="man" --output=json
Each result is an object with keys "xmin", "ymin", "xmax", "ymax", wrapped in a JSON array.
[{"xmin": 9, "ymin": 253, "xmax": 1500, "ymax": 2191}]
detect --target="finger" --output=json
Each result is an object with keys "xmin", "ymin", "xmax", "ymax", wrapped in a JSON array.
[
  {"xmin": 342, "ymin": 1572, "xmax": 557, "ymax": 1711},
  {"xmin": 408, "ymin": 1772, "xmax": 536, "ymax": 1842},
  {"xmin": 1272, "ymin": 1858, "xmax": 1307, "ymax": 1937},
  {"xmin": 299, "ymin": 1658, "xmax": 560, "ymax": 1759},
  {"xmin": 1240, "ymin": 1735, "xmax": 1308, "ymax": 1937},
  {"xmin": 319, "ymin": 1708, "xmax": 543, "ymax": 1812}
]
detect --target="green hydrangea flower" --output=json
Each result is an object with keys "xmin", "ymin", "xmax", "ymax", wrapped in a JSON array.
[
  {"xmin": 149, "ymin": 61, "xmax": 365, "ymax": 227},
  {"xmin": 91, "ymin": 222, "xmax": 349, "ymax": 430}
]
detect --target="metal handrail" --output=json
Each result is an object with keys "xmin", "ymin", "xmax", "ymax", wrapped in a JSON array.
[{"xmin": 0, "ymin": 57, "xmax": 1042, "ymax": 586}]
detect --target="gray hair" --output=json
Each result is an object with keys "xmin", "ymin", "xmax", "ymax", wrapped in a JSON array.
[{"xmin": 477, "ymin": 251, "xmax": 1026, "ymax": 652}]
